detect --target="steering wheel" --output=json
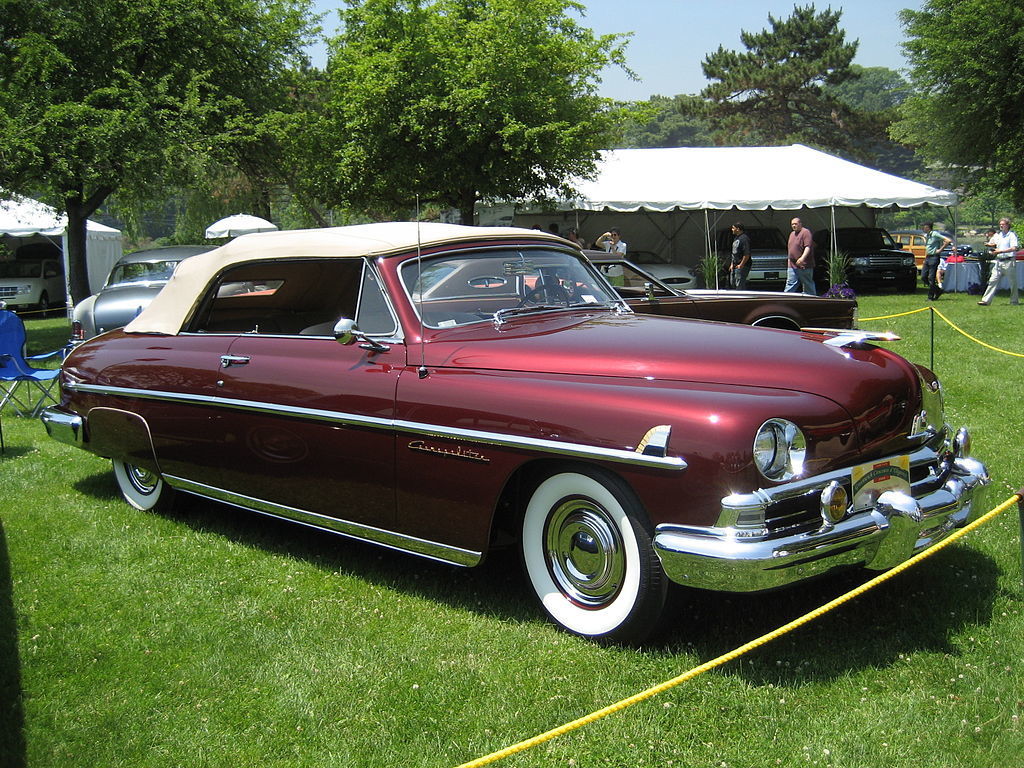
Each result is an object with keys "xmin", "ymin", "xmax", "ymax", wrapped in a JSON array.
[{"xmin": 516, "ymin": 283, "xmax": 571, "ymax": 308}]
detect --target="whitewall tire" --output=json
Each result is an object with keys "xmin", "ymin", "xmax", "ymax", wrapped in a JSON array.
[
  {"xmin": 521, "ymin": 467, "xmax": 667, "ymax": 644},
  {"xmin": 112, "ymin": 459, "xmax": 173, "ymax": 511}
]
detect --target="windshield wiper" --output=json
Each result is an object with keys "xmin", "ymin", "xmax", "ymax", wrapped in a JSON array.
[{"xmin": 493, "ymin": 301, "xmax": 620, "ymax": 326}]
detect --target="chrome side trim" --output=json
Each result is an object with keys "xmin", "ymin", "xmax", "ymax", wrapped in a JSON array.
[
  {"xmin": 163, "ymin": 475, "xmax": 482, "ymax": 567},
  {"xmin": 67, "ymin": 383, "xmax": 687, "ymax": 471}
]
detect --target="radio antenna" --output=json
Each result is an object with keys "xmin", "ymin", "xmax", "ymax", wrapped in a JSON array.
[{"xmin": 416, "ymin": 197, "xmax": 428, "ymax": 379}]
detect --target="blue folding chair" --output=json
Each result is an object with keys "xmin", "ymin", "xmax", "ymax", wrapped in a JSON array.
[{"xmin": 0, "ymin": 306, "xmax": 70, "ymax": 417}]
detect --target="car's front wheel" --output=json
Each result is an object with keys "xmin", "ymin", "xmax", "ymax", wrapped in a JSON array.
[
  {"xmin": 112, "ymin": 459, "xmax": 174, "ymax": 511},
  {"xmin": 521, "ymin": 466, "xmax": 667, "ymax": 644}
]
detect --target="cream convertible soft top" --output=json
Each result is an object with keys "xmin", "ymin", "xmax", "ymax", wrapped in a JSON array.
[{"xmin": 124, "ymin": 222, "xmax": 566, "ymax": 335}]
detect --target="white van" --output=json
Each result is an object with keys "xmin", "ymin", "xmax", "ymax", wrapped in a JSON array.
[{"xmin": 0, "ymin": 258, "xmax": 66, "ymax": 311}]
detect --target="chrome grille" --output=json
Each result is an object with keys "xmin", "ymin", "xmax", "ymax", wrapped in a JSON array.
[
  {"xmin": 752, "ymin": 256, "xmax": 789, "ymax": 271},
  {"xmin": 762, "ymin": 457, "xmax": 945, "ymax": 539},
  {"xmin": 865, "ymin": 254, "xmax": 908, "ymax": 267}
]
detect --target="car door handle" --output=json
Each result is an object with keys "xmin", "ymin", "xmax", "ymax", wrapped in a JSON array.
[{"xmin": 220, "ymin": 355, "xmax": 251, "ymax": 368}]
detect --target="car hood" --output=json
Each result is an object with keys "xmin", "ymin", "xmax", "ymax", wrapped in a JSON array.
[{"xmin": 421, "ymin": 311, "xmax": 923, "ymax": 446}]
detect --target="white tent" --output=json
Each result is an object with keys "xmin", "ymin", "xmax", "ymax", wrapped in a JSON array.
[
  {"xmin": 0, "ymin": 194, "xmax": 123, "ymax": 297},
  {"xmin": 508, "ymin": 144, "xmax": 958, "ymax": 265}
]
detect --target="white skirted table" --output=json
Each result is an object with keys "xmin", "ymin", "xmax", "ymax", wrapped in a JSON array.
[{"xmin": 942, "ymin": 260, "xmax": 1023, "ymax": 293}]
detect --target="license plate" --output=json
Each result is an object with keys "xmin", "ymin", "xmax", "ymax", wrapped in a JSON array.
[
  {"xmin": 851, "ymin": 455, "xmax": 911, "ymax": 512},
  {"xmin": 764, "ymin": 272, "xmax": 779, "ymax": 279}
]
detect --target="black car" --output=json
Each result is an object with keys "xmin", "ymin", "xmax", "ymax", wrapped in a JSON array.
[{"xmin": 813, "ymin": 227, "xmax": 918, "ymax": 293}]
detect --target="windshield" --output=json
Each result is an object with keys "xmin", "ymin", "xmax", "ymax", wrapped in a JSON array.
[
  {"xmin": 401, "ymin": 248, "xmax": 621, "ymax": 327},
  {"xmin": 106, "ymin": 259, "xmax": 181, "ymax": 286},
  {"xmin": 838, "ymin": 229, "xmax": 897, "ymax": 250},
  {"xmin": 0, "ymin": 261, "xmax": 43, "ymax": 278}
]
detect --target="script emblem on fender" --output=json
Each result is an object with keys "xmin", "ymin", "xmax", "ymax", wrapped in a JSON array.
[{"xmin": 408, "ymin": 440, "xmax": 491, "ymax": 464}]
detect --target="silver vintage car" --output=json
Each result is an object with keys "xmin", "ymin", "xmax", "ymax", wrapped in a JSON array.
[{"xmin": 72, "ymin": 245, "xmax": 214, "ymax": 339}]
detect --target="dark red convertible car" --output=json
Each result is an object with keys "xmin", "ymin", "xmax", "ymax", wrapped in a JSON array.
[
  {"xmin": 42, "ymin": 223, "xmax": 989, "ymax": 644},
  {"xmin": 586, "ymin": 253, "xmax": 856, "ymax": 329}
]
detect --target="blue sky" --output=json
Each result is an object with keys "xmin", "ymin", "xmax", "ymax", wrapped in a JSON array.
[{"xmin": 309, "ymin": 1, "xmax": 923, "ymax": 100}]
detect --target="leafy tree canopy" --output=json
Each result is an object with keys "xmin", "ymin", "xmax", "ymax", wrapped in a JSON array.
[
  {"xmin": 617, "ymin": 95, "xmax": 714, "ymax": 149},
  {"xmin": 318, "ymin": 0, "xmax": 632, "ymax": 224},
  {"xmin": 0, "ymin": 0, "xmax": 317, "ymax": 301},
  {"xmin": 698, "ymin": 4, "xmax": 881, "ymax": 160},
  {"xmin": 828, "ymin": 65, "xmax": 913, "ymax": 113},
  {"xmin": 893, "ymin": 0, "xmax": 1024, "ymax": 208}
]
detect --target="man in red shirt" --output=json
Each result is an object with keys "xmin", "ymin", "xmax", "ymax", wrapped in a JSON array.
[{"xmin": 786, "ymin": 217, "xmax": 816, "ymax": 294}]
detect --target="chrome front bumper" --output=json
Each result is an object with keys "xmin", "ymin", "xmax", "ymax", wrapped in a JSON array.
[
  {"xmin": 653, "ymin": 445, "xmax": 990, "ymax": 593},
  {"xmin": 40, "ymin": 406, "xmax": 84, "ymax": 447}
]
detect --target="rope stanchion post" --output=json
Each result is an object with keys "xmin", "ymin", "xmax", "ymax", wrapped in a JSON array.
[
  {"xmin": 929, "ymin": 305, "xmax": 935, "ymax": 370},
  {"xmin": 1018, "ymin": 488, "xmax": 1024, "ymax": 591}
]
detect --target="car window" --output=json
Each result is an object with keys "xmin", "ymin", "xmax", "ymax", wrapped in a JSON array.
[
  {"xmin": 401, "ymin": 248, "xmax": 618, "ymax": 327},
  {"xmin": 836, "ymin": 229, "xmax": 896, "ymax": 250},
  {"xmin": 188, "ymin": 257, "xmax": 396, "ymax": 337},
  {"xmin": 597, "ymin": 263, "xmax": 673, "ymax": 295},
  {"xmin": 0, "ymin": 261, "xmax": 42, "ymax": 278},
  {"xmin": 107, "ymin": 260, "xmax": 181, "ymax": 286}
]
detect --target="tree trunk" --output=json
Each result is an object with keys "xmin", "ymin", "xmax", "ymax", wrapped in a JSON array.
[
  {"xmin": 458, "ymin": 190, "xmax": 477, "ymax": 226},
  {"xmin": 64, "ymin": 198, "xmax": 92, "ymax": 307},
  {"xmin": 64, "ymin": 186, "xmax": 113, "ymax": 306}
]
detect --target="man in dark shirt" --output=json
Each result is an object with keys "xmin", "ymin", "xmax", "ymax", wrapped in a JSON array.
[{"xmin": 728, "ymin": 222, "xmax": 751, "ymax": 289}]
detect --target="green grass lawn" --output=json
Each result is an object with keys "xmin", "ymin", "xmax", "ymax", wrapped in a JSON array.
[{"xmin": 2, "ymin": 292, "xmax": 1022, "ymax": 768}]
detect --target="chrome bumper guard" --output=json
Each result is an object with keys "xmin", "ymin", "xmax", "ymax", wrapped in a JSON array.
[
  {"xmin": 40, "ymin": 406, "xmax": 84, "ymax": 448},
  {"xmin": 653, "ymin": 440, "xmax": 989, "ymax": 593}
]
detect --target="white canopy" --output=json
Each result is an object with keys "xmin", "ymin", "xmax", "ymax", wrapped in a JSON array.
[
  {"xmin": 567, "ymin": 144, "xmax": 958, "ymax": 212},
  {"xmin": 205, "ymin": 214, "xmax": 279, "ymax": 239},
  {"xmin": 0, "ymin": 194, "xmax": 123, "ymax": 295}
]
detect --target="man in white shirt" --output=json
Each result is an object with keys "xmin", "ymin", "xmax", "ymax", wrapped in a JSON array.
[
  {"xmin": 978, "ymin": 218, "xmax": 1019, "ymax": 306},
  {"xmin": 595, "ymin": 228, "xmax": 627, "ymax": 255}
]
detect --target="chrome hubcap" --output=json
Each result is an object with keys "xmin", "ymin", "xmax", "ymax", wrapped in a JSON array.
[
  {"xmin": 544, "ymin": 498, "xmax": 624, "ymax": 608},
  {"xmin": 127, "ymin": 465, "xmax": 159, "ymax": 496}
]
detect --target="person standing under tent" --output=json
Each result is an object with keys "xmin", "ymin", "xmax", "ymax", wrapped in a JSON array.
[
  {"xmin": 728, "ymin": 222, "xmax": 751, "ymax": 289},
  {"xmin": 785, "ymin": 217, "xmax": 815, "ymax": 294}
]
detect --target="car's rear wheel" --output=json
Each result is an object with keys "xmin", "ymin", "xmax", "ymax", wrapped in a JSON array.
[
  {"xmin": 112, "ymin": 459, "xmax": 174, "ymax": 511},
  {"xmin": 521, "ymin": 466, "xmax": 667, "ymax": 644}
]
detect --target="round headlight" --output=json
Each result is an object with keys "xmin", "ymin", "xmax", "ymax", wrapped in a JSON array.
[{"xmin": 753, "ymin": 419, "xmax": 807, "ymax": 481}]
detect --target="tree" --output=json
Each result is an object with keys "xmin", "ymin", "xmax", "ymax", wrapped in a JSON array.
[
  {"xmin": 698, "ymin": 4, "xmax": 879, "ymax": 159},
  {"xmin": 828, "ymin": 65, "xmax": 912, "ymax": 114},
  {"xmin": 617, "ymin": 95, "xmax": 714, "ymax": 149},
  {"xmin": 0, "ymin": 0, "xmax": 317, "ymax": 302},
  {"xmin": 893, "ymin": 0, "xmax": 1024, "ymax": 209},
  {"xmin": 825, "ymin": 65, "xmax": 924, "ymax": 179},
  {"xmin": 319, "ymin": 0, "xmax": 632, "ymax": 224}
]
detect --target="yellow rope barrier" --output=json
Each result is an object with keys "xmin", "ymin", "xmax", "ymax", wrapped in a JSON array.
[
  {"xmin": 859, "ymin": 305, "xmax": 1024, "ymax": 358},
  {"xmin": 454, "ymin": 493, "xmax": 1022, "ymax": 768},
  {"xmin": 929, "ymin": 306, "xmax": 1024, "ymax": 358},
  {"xmin": 858, "ymin": 307, "xmax": 932, "ymax": 322}
]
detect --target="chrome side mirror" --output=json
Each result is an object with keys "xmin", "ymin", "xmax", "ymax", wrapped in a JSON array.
[
  {"xmin": 332, "ymin": 317, "xmax": 389, "ymax": 352},
  {"xmin": 332, "ymin": 317, "xmax": 357, "ymax": 345}
]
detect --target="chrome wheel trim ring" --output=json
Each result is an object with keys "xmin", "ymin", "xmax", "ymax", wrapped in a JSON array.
[
  {"xmin": 126, "ymin": 464, "xmax": 160, "ymax": 497},
  {"xmin": 544, "ymin": 498, "xmax": 625, "ymax": 608}
]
